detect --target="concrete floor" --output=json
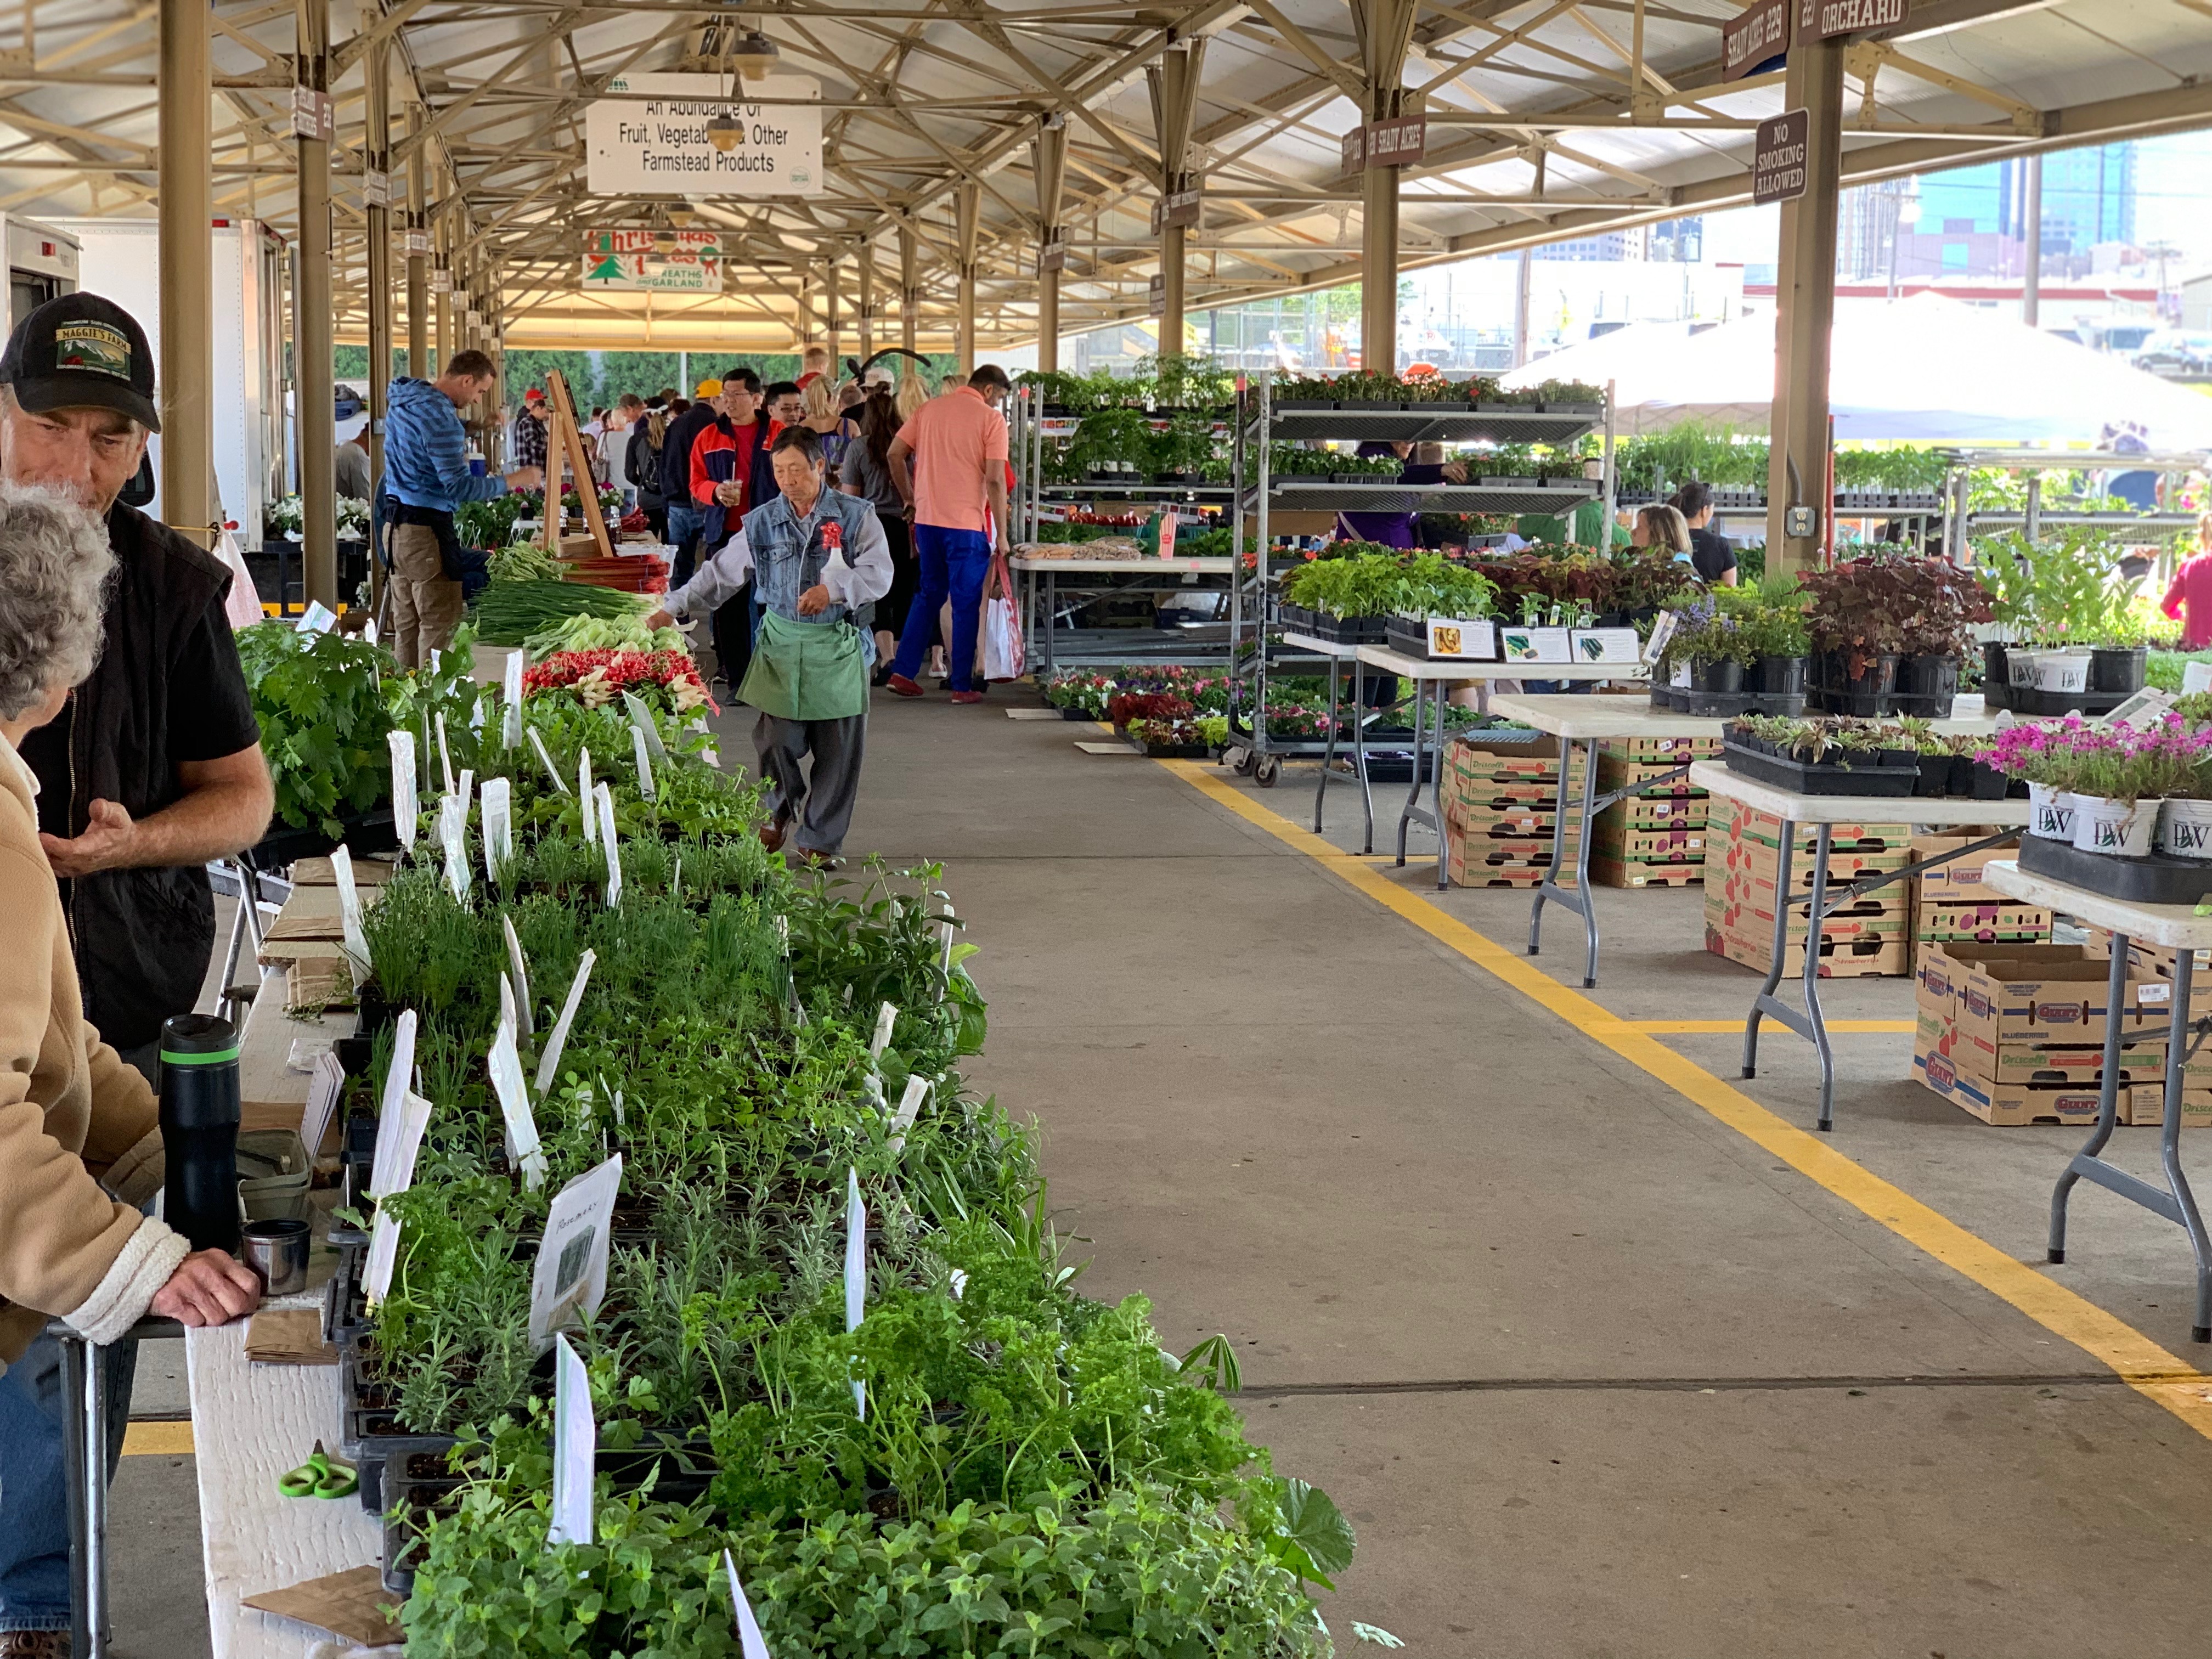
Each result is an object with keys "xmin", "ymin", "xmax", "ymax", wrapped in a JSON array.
[
  {"xmin": 849, "ymin": 692, "xmax": 2212, "ymax": 1656},
  {"xmin": 105, "ymin": 689, "xmax": 2212, "ymax": 1656}
]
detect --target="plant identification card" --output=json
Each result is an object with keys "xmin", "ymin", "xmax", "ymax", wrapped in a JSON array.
[
  {"xmin": 535, "ymin": 949, "xmax": 597, "ymax": 1095},
  {"xmin": 529, "ymin": 727, "xmax": 570, "ymax": 795},
  {"xmin": 2187, "ymin": 661, "xmax": 2212, "ymax": 697},
  {"xmin": 439, "ymin": 788, "xmax": 470, "ymax": 903},
  {"xmin": 529, "ymin": 1153, "xmax": 622, "ymax": 1345},
  {"xmin": 300, "ymin": 1051, "xmax": 345, "ymax": 1162},
  {"xmin": 372, "ymin": 1088, "xmax": 434, "ymax": 1203},
  {"xmin": 294, "ymin": 600, "xmax": 338, "ymax": 634},
  {"xmin": 631, "ymin": 726, "xmax": 657, "ymax": 801},
  {"xmin": 503, "ymin": 652, "xmax": 525, "ymax": 749},
  {"xmin": 939, "ymin": 904, "xmax": 956, "ymax": 977},
  {"xmin": 435, "ymin": 712, "xmax": 455, "ymax": 797},
  {"xmin": 887, "ymin": 1074, "xmax": 930, "ymax": 1154},
  {"xmin": 503, "ymin": 914, "xmax": 534, "ymax": 1037},
  {"xmin": 721, "ymin": 1551, "xmax": 772, "ymax": 1659},
  {"xmin": 481, "ymin": 777, "xmax": 514, "ymax": 880},
  {"xmin": 490, "ymin": 987, "xmax": 545, "ymax": 1191},
  {"xmin": 845, "ymin": 1167, "xmax": 867, "ymax": 1418},
  {"xmin": 388, "ymin": 730, "xmax": 419, "ymax": 852},
  {"xmin": 363, "ymin": 1212, "xmax": 403, "ymax": 1308},
  {"xmin": 1643, "ymin": 610, "xmax": 1679, "ymax": 667},
  {"xmin": 579, "ymin": 750, "xmax": 596, "ymax": 843},
  {"xmin": 372, "ymin": 1009, "xmax": 418, "ymax": 1184},
  {"xmin": 623, "ymin": 691, "xmax": 667, "ymax": 760},
  {"xmin": 596, "ymin": 782, "xmax": 621, "ymax": 907},
  {"xmin": 547, "ymin": 1334, "xmax": 594, "ymax": 1548},
  {"xmin": 870, "ymin": 1001, "xmax": 897, "ymax": 1059},
  {"xmin": 330, "ymin": 845, "xmax": 370, "ymax": 988}
]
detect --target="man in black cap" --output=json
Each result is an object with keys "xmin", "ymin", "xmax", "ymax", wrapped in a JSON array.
[{"xmin": 0, "ymin": 293, "xmax": 273, "ymax": 1079}]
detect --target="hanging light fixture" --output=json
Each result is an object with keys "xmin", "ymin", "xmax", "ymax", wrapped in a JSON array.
[
  {"xmin": 732, "ymin": 29, "xmax": 779, "ymax": 80},
  {"xmin": 670, "ymin": 202, "xmax": 696, "ymax": 228},
  {"xmin": 708, "ymin": 110, "xmax": 743, "ymax": 151},
  {"xmin": 652, "ymin": 228, "xmax": 677, "ymax": 255}
]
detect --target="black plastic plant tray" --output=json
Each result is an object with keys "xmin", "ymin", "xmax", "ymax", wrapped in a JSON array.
[
  {"xmin": 1720, "ymin": 740, "xmax": 1917, "ymax": 797},
  {"xmin": 2018, "ymin": 833, "xmax": 2212, "ymax": 907},
  {"xmin": 2005, "ymin": 687, "xmax": 2135, "ymax": 718},
  {"xmin": 1281, "ymin": 605, "xmax": 1388, "ymax": 644},
  {"xmin": 1384, "ymin": 618, "xmax": 1502, "ymax": 662}
]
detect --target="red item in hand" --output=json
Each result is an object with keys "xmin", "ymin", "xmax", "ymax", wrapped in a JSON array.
[{"xmin": 821, "ymin": 521, "xmax": 843, "ymax": 553}]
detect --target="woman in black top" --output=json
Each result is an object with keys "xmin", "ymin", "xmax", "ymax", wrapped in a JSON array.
[
  {"xmin": 1670, "ymin": 481, "xmax": 1738, "ymax": 586},
  {"xmin": 840, "ymin": 386, "xmax": 917, "ymax": 678}
]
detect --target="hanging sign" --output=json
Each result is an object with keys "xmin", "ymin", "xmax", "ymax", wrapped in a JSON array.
[
  {"xmin": 1148, "ymin": 182, "xmax": 1203, "ymax": 235},
  {"xmin": 1812, "ymin": 0, "xmax": 1907, "ymax": 36},
  {"xmin": 430, "ymin": 268, "xmax": 453, "ymax": 294},
  {"xmin": 585, "ymin": 74, "xmax": 823, "ymax": 197},
  {"xmin": 1723, "ymin": 0, "xmax": 1792, "ymax": 80},
  {"xmin": 1148, "ymin": 273, "xmax": 1165, "ymax": 318},
  {"xmin": 291, "ymin": 86, "xmax": 335, "ymax": 143},
  {"xmin": 529, "ymin": 1153, "xmax": 623, "ymax": 1345},
  {"xmin": 404, "ymin": 225, "xmax": 431, "ymax": 258},
  {"xmin": 582, "ymin": 228, "xmax": 726, "ymax": 292},
  {"xmin": 547, "ymin": 1335, "xmax": 595, "ymax": 1548},
  {"xmin": 1036, "ymin": 235, "xmax": 1068, "ymax": 275},
  {"xmin": 1752, "ymin": 109, "xmax": 1810, "ymax": 205},
  {"xmin": 1341, "ymin": 117, "xmax": 1426, "ymax": 174},
  {"xmin": 363, "ymin": 168, "xmax": 391, "ymax": 209}
]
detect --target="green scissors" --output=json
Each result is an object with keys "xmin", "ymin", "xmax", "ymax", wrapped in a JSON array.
[{"xmin": 278, "ymin": 1441, "xmax": 358, "ymax": 1499}]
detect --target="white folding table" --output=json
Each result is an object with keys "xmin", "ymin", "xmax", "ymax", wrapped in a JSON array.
[
  {"xmin": 1983, "ymin": 858, "xmax": 2212, "ymax": 1344},
  {"xmin": 1009, "ymin": 554, "xmax": 1234, "ymax": 679},
  {"xmin": 1690, "ymin": 761, "xmax": 2030, "ymax": 1132}
]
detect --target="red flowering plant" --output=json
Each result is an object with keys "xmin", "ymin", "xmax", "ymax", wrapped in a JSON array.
[
  {"xmin": 523, "ymin": 648, "xmax": 718, "ymax": 717},
  {"xmin": 1105, "ymin": 690, "xmax": 1193, "ymax": 730}
]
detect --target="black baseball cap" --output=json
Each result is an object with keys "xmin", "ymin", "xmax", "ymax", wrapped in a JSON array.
[{"xmin": 0, "ymin": 292, "xmax": 160, "ymax": 432}]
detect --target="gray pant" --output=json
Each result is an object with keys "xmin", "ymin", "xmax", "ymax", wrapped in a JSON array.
[{"xmin": 753, "ymin": 710, "xmax": 866, "ymax": 856}]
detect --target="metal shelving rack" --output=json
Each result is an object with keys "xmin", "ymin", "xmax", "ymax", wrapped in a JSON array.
[
  {"xmin": 1938, "ymin": 446, "xmax": 2206, "ymax": 566},
  {"xmin": 1223, "ymin": 371, "xmax": 1609, "ymax": 786}
]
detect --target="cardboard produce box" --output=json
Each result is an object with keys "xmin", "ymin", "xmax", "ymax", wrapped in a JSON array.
[
  {"xmin": 1600, "ymin": 797, "xmax": 1709, "ymax": 835},
  {"xmin": 1599, "ymin": 735, "xmax": 1723, "ymax": 762},
  {"xmin": 1590, "ymin": 856, "xmax": 1705, "ymax": 889},
  {"xmin": 1598, "ymin": 825, "xmax": 1707, "ymax": 861},
  {"xmin": 1918, "ymin": 940, "xmax": 2169, "ymax": 1046},
  {"xmin": 1913, "ymin": 1031, "xmax": 2110, "ymax": 1126},
  {"xmin": 1911, "ymin": 898, "xmax": 2052, "ymax": 949},
  {"xmin": 1720, "ymin": 803, "xmax": 1910, "ymax": 853},
  {"xmin": 1909, "ymin": 832, "xmax": 2023, "ymax": 902},
  {"xmin": 2123, "ymin": 1082, "xmax": 2212, "ymax": 1128},
  {"xmin": 1708, "ymin": 924, "xmax": 1908, "ymax": 979}
]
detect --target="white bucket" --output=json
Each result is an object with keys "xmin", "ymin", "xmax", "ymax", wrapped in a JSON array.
[
  {"xmin": 2158, "ymin": 797, "xmax": 2212, "ymax": 860},
  {"xmin": 2032, "ymin": 652, "xmax": 2091, "ymax": 694},
  {"xmin": 2027, "ymin": 781, "xmax": 2076, "ymax": 842},
  {"xmin": 2008, "ymin": 650, "xmax": 2041, "ymax": 689},
  {"xmin": 2071, "ymin": 794, "xmax": 2161, "ymax": 857}
]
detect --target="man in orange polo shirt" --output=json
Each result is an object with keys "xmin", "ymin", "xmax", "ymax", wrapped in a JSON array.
[{"xmin": 883, "ymin": 364, "xmax": 1011, "ymax": 704}]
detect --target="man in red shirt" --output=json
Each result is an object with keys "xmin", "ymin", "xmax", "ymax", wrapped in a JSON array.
[
  {"xmin": 685, "ymin": 368, "xmax": 777, "ymax": 687},
  {"xmin": 883, "ymin": 364, "xmax": 1012, "ymax": 704}
]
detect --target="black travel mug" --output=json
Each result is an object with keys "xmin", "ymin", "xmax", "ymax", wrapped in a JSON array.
[{"xmin": 159, "ymin": 1013, "xmax": 241, "ymax": 1254}]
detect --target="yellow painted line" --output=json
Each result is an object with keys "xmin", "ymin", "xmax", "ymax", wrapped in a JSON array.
[
  {"xmin": 122, "ymin": 1420, "xmax": 194, "ymax": 1456},
  {"xmin": 1634, "ymin": 1019, "xmax": 1916, "ymax": 1034},
  {"xmin": 1159, "ymin": 759, "xmax": 2212, "ymax": 1437}
]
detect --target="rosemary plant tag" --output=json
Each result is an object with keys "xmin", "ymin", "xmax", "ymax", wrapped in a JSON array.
[
  {"xmin": 529, "ymin": 1153, "xmax": 622, "ymax": 1345},
  {"xmin": 845, "ymin": 1168, "xmax": 867, "ymax": 1419},
  {"xmin": 388, "ymin": 730, "xmax": 419, "ymax": 853},
  {"xmin": 623, "ymin": 691, "xmax": 667, "ymax": 760},
  {"xmin": 502, "ymin": 651, "xmax": 525, "ymax": 748},
  {"xmin": 887, "ymin": 1074, "xmax": 930, "ymax": 1153},
  {"xmin": 546, "ymin": 1334, "xmax": 595, "ymax": 1549},
  {"xmin": 870, "ymin": 1001, "xmax": 897, "ymax": 1059},
  {"xmin": 503, "ymin": 914, "xmax": 534, "ymax": 1037},
  {"xmin": 364, "ymin": 1090, "xmax": 433, "ymax": 1307},
  {"xmin": 631, "ymin": 725, "xmax": 657, "ymax": 801},
  {"xmin": 372, "ymin": 1009, "xmax": 417, "ymax": 1183},
  {"xmin": 372, "ymin": 1086, "xmax": 434, "ymax": 1202},
  {"xmin": 490, "ymin": 982, "xmax": 545, "ymax": 1190},
  {"xmin": 535, "ymin": 949, "xmax": 597, "ymax": 1094},
  {"xmin": 301, "ymin": 1050, "xmax": 345, "ymax": 1161},
  {"xmin": 529, "ymin": 726, "xmax": 569, "ymax": 795},
  {"xmin": 435, "ymin": 711, "xmax": 455, "ymax": 797},
  {"xmin": 596, "ymin": 781, "xmax": 622, "ymax": 907},
  {"xmin": 481, "ymin": 777, "xmax": 514, "ymax": 883},
  {"xmin": 721, "ymin": 1551, "xmax": 772, "ymax": 1659},
  {"xmin": 438, "ymin": 777, "xmax": 471, "ymax": 903},
  {"xmin": 330, "ymin": 845, "xmax": 370, "ymax": 988},
  {"xmin": 939, "ymin": 902, "xmax": 956, "ymax": 978},
  {"xmin": 578, "ymin": 749, "xmax": 596, "ymax": 843}
]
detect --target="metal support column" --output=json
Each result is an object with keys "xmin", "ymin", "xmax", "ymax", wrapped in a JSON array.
[
  {"xmin": 1764, "ymin": 30, "xmax": 1846, "ymax": 574},
  {"xmin": 295, "ymin": 0, "xmax": 337, "ymax": 608},
  {"xmin": 433, "ymin": 211, "xmax": 453, "ymax": 369},
  {"xmin": 1146, "ymin": 42, "xmax": 1203, "ymax": 357},
  {"xmin": 157, "ymin": 0, "xmax": 213, "ymax": 548},
  {"xmin": 955, "ymin": 184, "xmax": 980, "ymax": 373},
  {"xmin": 2022, "ymin": 153, "xmax": 2043, "ymax": 328},
  {"xmin": 405, "ymin": 102, "xmax": 428, "ymax": 376},
  {"xmin": 1033, "ymin": 117, "xmax": 1066, "ymax": 375},
  {"xmin": 856, "ymin": 236, "xmax": 874, "ymax": 361},
  {"xmin": 899, "ymin": 217, "xmax": 919, "ymax": 356},
  {"xmin": 1354, "ymin": 0, "xmax": 1418, "ymax": 376},
  {"xmin": 364, "ymin": 42, "xmax": 392, "ymax": 616}
]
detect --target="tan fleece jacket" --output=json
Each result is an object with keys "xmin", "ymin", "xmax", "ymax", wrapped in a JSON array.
[{"xmin": 0, "ymin": 737, "xmax": 182, "ymax": 1368}]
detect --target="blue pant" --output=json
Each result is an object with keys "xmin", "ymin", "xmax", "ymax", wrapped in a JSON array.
[
  {"xmin": 667, "ymin": 503, "xmax": 706, "ymax": 591},
  {"xmin": 0, "ymin": 1331, "xmax": 137, "ymax": 1631},
  {"xmin": 891, "ymin": 525, "xmax": 992, "ymax": 693}
]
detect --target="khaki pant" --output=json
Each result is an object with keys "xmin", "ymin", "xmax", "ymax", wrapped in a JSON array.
[{"xmin": 389, "ymin": 522, "xmax": 464, "ymax": 670}]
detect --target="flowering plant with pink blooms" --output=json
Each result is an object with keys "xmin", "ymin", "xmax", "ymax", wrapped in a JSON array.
[{"xmin": 1978, "ymin": 715, "xmax": 2212, "ymax": 803}]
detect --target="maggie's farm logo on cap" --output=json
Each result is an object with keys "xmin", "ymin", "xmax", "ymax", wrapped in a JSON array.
[{"xmin": 53, "ymin": 321, "xmax": 132, "ymax": 380}]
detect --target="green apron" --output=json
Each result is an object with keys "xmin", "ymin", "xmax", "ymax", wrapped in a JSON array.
[{"xmin": 737, "ymin": 610, "xmax": 868, "ymax": 721}]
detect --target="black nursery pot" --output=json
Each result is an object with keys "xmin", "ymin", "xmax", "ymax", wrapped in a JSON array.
[
  {"xmin": 1967, "ymin": 758, "xmax": 2010, "ymax": 800},
  {"xmin": 1690, "ymin": 657, "xmax": 1744, "ymax": 694},
  {"xmin": 1826, "ymin": 650, "xmax": 1898, "ymax": 697},
  {"xmin": 2089, "ymin": 645, "xmax": 2147, "ymax": 694},
  {"xmin": 1913, "ymin": 753, "xmax": 1955, "ymax": 797},
  {"xmin": 1897, "ymin": 653, "xmax": 1960, "ymax": 700},
  {"xmin": 1753, "ymin": 654, "xmax": 1807, "ymax": 696},
  {"xmin": 1981, "ymin": 641, "xmax": 2011, "ymax": 709}
]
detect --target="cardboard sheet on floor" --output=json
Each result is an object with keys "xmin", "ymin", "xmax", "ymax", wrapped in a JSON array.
[
  {"xmin": 240, "ymin": 1564, "xmax": 401, "ymax": 1646},
  {"xmin": 1006, "ymin": 709, "xmax": 1062, "ymax": 720},
  {"xmin": 1074, "ymin": 741, "xmax": 1143, "ymax": 755}
]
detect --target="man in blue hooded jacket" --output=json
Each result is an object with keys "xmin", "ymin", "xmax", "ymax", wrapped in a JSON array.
[{"xmin": 383, "ymin": 349, "xmax": 541, "ymax": 667}]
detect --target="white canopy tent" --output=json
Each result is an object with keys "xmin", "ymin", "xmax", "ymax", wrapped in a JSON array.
[{"xmin": 1503, "ymin": 295, "xmax": 2212, "ymax": 450}]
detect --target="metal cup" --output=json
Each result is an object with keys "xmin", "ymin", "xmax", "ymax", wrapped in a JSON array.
[{"xmin": 240, "ymin": 1218, "xmax": 311, "ymax": 1297}]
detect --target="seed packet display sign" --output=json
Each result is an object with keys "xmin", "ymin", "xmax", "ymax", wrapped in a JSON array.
[
  {"xmin": 1570, "ymin": 627, "xmax": 1642, "ymax": 664},
  {"xmin": 1500, "ymin": 625, "xmax": 1573, "ymax": 664},
  {"xmin": 1421, "ymin": 618, "xmax": 1497, "ymax": 661},
  {"xmin": 530, "ymin": 1153, "xmax": 623, "ymax": 1346}
]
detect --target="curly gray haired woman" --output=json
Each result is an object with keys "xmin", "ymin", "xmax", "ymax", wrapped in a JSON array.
[{"xmin": 0, "ymin": 480, "xmax": 113, "ymax": 723}]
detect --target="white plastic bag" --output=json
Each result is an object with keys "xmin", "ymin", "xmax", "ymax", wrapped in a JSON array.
[{"xmin": 981, "ymin": 552, "xmax": 1024, "ymax": 683}]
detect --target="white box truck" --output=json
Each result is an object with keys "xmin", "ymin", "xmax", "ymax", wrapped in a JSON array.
[
  {"xmin": 53, "ymin": 217, "xmax": 290, "ymax": 551},
  {"xmin": 1, "ymin": 215, "xmax": 78, "ymax": 334}
]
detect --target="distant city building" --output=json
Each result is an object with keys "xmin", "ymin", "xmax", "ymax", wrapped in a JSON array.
[{"xmin": 1532, "ymin": 230, "xmax": 1639, "ymax": 263}]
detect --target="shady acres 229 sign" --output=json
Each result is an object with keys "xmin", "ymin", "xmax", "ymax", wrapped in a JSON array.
[{"xmin": 585, "ymin": 75, "xmax": 822, "ymax": 197}]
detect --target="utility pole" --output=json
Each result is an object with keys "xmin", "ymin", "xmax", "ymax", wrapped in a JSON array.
[{"xmin": 157, "ymin": 0, "xmax": 213, "ymax": 548}]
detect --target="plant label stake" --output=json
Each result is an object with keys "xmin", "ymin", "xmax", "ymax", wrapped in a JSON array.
[
  {"xmin": 721, "ymin": 1551, "xmax": 772, "ymax": 1659},
  {"xmin": 631, "ymin": 726, "xmax": 657, "ymax": 801},
  {"xmin": 502, "ymin": 651, "xmax": 525, "ymax": 749},
  {"xmin": 439, "ymin": 776, "xmax": 472, "ymax": 903},
  {"xmin": 301, "ymin": 1051, "xmax": 344, "ymax": 1165},
  {"xmin": 870, "ymin": 1001, "xmax": 897, "ymax": 1059},
  {"xmin": 491, "ymin": 983, "xmax": 546, "ymax": 1190},
  {"xmin": 529, "ymin": 1153, "xmax": 622, "ymax": 1345},
  {"xmin": 595, "ymin": 781, "xmax": 622, "ymax": 907},
  {"xmin": 503, "ymin": 915, "xmax": 534, "ymax": 1038},
  {"xmin": 371, "ymin": 1009, "xmax": 418, "ymax": 1186},
  {"xmin": 547, "ymin": 1334, "xmax": 595, "ymax": 1549},
  {"xmin": 939, "ymin": 902, "xmax": 956, "ymax": 980},
  {"xmin": 294, "ymin": 599, "xmax": 338, "ymax": 634},
  {"xmin": 845, "ymin": 1167, "xmax": 866, "ymax": 1419},
  {"xmin": 363, "ymin": 1090, "xmax": 433, "ymax": 1307},
  {"xmin": 482, "ymin": 777, "xmax": 515, "ymax": 884},
  {"xmin": 578, "ymin": 750, "xmax": 596, "ymax": 843},
  {"xmin": 330, "ymin": 845, "xmax": 370, "ymax": 988},
  {"xmin": 535, "ymin": 949, "xmax": 597, "ymax": 1095},
  {"xmin": 435, "ymin": 711, "xmax": 456, "ymax": 797},
  {"xmin": 624, "ymin": 691, "xmax": 667, "ymax": 760},
  {"xmin": 388, "ymin": 730, "xmax": 420, "ymax": 854},
  {"xmin": 887, "ymin": 1074, "xmax": 931, "ymax": 1154},
  {"xmin": 528, "ymin": 727, "xmax": 570, "ymax": 795}
]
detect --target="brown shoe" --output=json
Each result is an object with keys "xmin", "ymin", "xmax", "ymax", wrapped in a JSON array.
[
  {"xmin": 759, "ymin": 818, "xmax": 787, "ymax": 854},
  {"xmin": 0, "ymin": 1632, "xmax": 68, "ymax": 1659}
]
